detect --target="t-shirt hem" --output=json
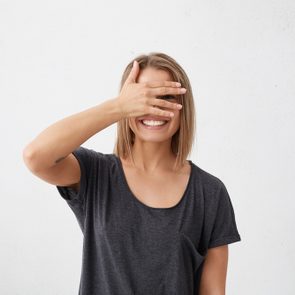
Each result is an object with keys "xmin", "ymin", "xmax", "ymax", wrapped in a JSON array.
[
  {"xmin": 208, "ymin": 234, "xmax": 241, "ymax": 248},
  {"xmin": 56, "ymin": 149, "xmax": 87, "ymax": 204}
]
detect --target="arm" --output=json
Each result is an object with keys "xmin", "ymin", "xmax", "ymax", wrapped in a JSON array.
[
  {"xmin": 22, "ymin": 97, "xmax": 122, "ymax": 173},
  {"xmin": 199, "ymin": 245, "xmax": 228, "ymax": 295},
  {"xmin": 23, "ymin": 59, "xmax": 183, "ymax": 187}
]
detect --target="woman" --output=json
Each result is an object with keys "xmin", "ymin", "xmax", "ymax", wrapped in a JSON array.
[{"xmin": 23, "ymin": 52, "xmax": 241, "ymax": 294}]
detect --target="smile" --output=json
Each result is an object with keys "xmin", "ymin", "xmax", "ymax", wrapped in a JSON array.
[{"xmin": 139, "ymin": 119, "xmax": 169, "ymax": 130}]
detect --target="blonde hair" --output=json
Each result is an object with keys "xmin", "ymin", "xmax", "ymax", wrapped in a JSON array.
[{"xmin": 113, "ymin": 52, "xmax": 196, "ymax": 171}]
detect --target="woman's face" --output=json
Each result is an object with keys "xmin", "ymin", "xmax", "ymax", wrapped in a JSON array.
[{"xmin": 128, "ymin": 67, "xmax": 181, "ymax": 143}]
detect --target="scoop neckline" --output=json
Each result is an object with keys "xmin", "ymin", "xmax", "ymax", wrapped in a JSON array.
[{"xmin": 114, "ymin": 154, "xmax": 194, "ymax": 211}]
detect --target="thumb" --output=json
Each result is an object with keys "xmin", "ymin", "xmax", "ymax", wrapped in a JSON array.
[{"xmin": 125, "ymin": 60, "xmax": 139, "ymax": 84}]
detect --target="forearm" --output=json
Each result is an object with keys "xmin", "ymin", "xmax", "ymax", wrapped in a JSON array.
[
  {"xmin": 199, "ymin": 289, "xmax": 225, "ymax": 295},
  {"xmin": 23, "ymin": 97, "xmax": 122, "ymax": 172}
]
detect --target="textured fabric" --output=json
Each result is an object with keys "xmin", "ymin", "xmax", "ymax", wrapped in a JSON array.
[{"xmin": 56, "ymin": 146, "xmax": 241, "ymax": 295}]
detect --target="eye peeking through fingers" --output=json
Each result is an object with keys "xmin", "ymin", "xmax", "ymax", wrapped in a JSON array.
[{"xmin": 156, "ymin": 95, "xmax": 176, "ymax": 100}]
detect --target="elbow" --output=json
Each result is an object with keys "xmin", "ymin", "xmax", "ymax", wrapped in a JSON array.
[{"xmin": 22, "ymin": 145, "xmax": 40, "ymax": 172}]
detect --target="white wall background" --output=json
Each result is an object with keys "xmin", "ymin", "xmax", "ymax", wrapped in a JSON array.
[{"xmin": 1, "ymin": 0, "xmax": 294, "ymax": 294}]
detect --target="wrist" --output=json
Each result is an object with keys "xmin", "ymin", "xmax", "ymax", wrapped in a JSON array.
[{"xmin": 109, "ymin": 97, "xmax": 125, "ymax": 121}]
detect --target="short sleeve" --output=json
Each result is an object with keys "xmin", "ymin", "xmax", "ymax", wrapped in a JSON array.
[
  {"xmin": 208, "ymin": 181, "xmax": 242, "ymax": 248},
  {"xmin": 56, "ymin": 146, "xmax": 98, "ymax": 232}
]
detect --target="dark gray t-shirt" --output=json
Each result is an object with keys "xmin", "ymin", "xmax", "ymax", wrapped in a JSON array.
[{"xmin": 56, "ymin": 146, "xmax": 241, "ymax": 295}]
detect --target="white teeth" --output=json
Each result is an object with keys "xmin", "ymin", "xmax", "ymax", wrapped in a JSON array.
[{"xmin": 142, "ymin": 120, "xmax": 167, "ymax": 126}]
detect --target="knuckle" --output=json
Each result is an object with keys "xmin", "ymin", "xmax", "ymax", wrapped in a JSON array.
[
  {"xmin": 157, "ymin": 98, "xmax": 162, "ymax": 105},
  {"xmin": 160, "ymin": 87, "xmax": 166, "ymax": 94},
  {"xmin": 150, "ymin": 107, "xmax": 160, "ymax": 115},
  {"xmin": 164, "ymin": 100, "xmax": 171, "ymax": 107},
  {"xmin": 142, "ymin": 89, "xmax": 149, "ymax": 97},
  {"xmin": 170, "ymin": 101, "xmax": 177, "ymax": 108},
  {"xmin": 165, "ymin": 101, "xmax": 171, "ymax": 108}
]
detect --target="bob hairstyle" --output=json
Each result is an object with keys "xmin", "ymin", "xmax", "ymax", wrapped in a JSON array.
[{"xmin": 113, "ymin": 52, "xmax": 196, "ymax": 171}]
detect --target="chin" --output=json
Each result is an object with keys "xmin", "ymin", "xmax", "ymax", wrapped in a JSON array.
[{"xmin": 136, "ymin": 135, "xmax": 172, "ymax": 143}]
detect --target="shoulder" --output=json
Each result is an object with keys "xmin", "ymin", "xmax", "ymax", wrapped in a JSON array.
[
  {"xmin": 72, "ymin": 146, "xmax": 117, "ymax": 169},
  {"xmin": 190, "ymin": 161, "xmax": 225, "ymax": 198},
  {"xmin": 190, "ymin": 163, "xmax": 236, "ymax": 222}
]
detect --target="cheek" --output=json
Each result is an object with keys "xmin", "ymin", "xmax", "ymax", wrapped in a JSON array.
[
  {"xmin": 171, "ymin": 109, "xmax": 181, "ymax": 121},
  {"xmin": 171, "ymin": 110, "xmax": 181, "ymax": 127},
  {"xmin": 128, "ymin": 118, "xmax": 137, "ymax": 132}
]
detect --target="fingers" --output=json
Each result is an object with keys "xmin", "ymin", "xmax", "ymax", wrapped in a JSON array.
[
  {"xmin": 125, "ymin": 60, "xmax": 140, "ymax": 84},
  {"xmin": 147, "ymin": 106, "xmax": 175, "ymax": 118},
  {"xmin": 150, "ymin": 97, "xmax": 183, "ymax": 111},
  {"xmin": 145, "ymin": 81, "xmax": 182, "ymax": 88},
  {"xmin": 146, "ymin": 86, "xmax": 187, "ymax": 97}
]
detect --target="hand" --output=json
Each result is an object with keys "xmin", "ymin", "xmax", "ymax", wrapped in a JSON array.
[{"xmin": 115, "ymin": 60, "xmax": 186, "ymax": 119}]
